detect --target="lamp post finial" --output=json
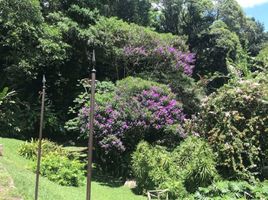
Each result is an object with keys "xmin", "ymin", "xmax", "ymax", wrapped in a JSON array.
[
  {"xmin": 92, "ymin": 50, "xmax": 96, "ymax": 72},
  {"xmin": 42, "ymin": 75, "xmax": 46, "ymax": 85}
]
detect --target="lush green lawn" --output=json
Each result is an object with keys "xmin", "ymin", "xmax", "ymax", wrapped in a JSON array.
[{"xmin": 0, "ymin": 137, "xmax": 146, "ymax": 200}]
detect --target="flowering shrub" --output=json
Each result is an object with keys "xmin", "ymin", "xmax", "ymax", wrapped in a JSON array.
[
  {"xmin": 78, "ymin": 77, "xmax": 186, "ymax": 176},
  {"xmin": 198, "ymin": 73, "xmax": 268, "ymax": 179},
  {"xmin": 121, "ymin": 42, "xmax": 200, "ymax": 116},
  {"xmin": 80, "ymin": 78, "xmax": 185, "ymax": 153}
]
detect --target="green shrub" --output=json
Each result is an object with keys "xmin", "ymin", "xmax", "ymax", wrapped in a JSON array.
[
  {"xmin": 198, "ymin": 73, "xmax": 268, "ymax": 179},
  {"xmin": 172, "ymin": 136, "xmax": 219, "ymax": 193},
  {"xmin": 18, "ymin": 139, "xmax": 65, "ymax": 159},
  {"xmin": 159, "ymin": 179, "xmax": 188, "ymax": 199},
  {"xmin": 132, "ymin": 137, "xmax": 218, "ymax": 198},
  {"xmin": 19, "ymin": 139, "xmax": 85, "ymax": 187},
  {"xmin": 33, "ymin": 153, "xmax": 85, "ymax": 187},
  {"xmin": 131, "ymin": 141, "xmax": 173, "ymax": 193},
  {"xmin": 131, "ymin": 141, "xmax": 188, "ymax": 199},
  {"xmin": 115, "ymin": 77, "xmax": 171, "ymax": 98}
]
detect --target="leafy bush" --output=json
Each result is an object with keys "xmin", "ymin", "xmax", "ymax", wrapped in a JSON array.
[
  {"xmin": 18, "ymin": 139, "xmax": 65, "ymax": 159},
  {"xmin": 0, "ymin": 87, "xmax": 14, "ymax": 106},
  {"xmin": 132, "ymin": 141, "xmax": 172, "ymax": 192},
  {"xmin": 131, "ymin": 137, "xmax": 218, "ymax": 198},
  {"xmin": 33, "ymin": 153, "xmax": 85, "ymax": 187},
  {"xmin": 68, "ymin": 5, "xmax": 100, "ymax": 26},
  {"xmin": 1, "ymin": 89, "xmax": 66, "ymax": 139},
  {"xmin": 194, "ymin": 180, "xmax": 268, "ymax": 199},
  {"xmin": 132, "ymin": 141, "xmax": 187, "ymax": 199},
  {"xmin": 172, "ymin": 136, "xmax": 219, "ymax": 193},
  {"xmin": 159, "ymin": 179, "xmax": 188, "ymax": 200},
  {"xmin": 198, "ymin": 73, "xmax": 268, "ymax": 179},
  {"xmin": 19, "ymin": 139, "xmax": 85, "ymax": 186}
]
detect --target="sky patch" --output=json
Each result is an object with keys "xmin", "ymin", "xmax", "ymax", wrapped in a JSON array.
[{"xmin": 236, "ymin": 0, "xmax": 268, "ymax": 8}]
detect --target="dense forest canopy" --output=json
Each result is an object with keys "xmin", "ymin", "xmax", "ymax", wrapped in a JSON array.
[
  {"xmin": 1, "ymin": 0, "xmax": 268, "ymax": 198},
  {"xmin": 0, "ymin": 0, "xmax": 267, "ymax": 138}
]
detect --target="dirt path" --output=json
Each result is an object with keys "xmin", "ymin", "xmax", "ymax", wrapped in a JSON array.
[{"xmin": 0, "ymin": 164, "xmax": 23, "ymax": 200}]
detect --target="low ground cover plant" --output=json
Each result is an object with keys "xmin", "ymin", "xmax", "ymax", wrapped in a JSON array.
[
  {"xmin": 194, "ymin": 180, "xmax": 268, "ymax": 199},
  {"xmin": 18, "ymin": 138, "xmax": 65, "ymax": 159}
]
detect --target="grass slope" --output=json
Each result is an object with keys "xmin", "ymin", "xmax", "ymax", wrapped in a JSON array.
[
  {"xmin": 0, "ymin": 163, "xmax": 21, "ymax": 200},
  {"xmin": 0, "ymin": 137, "xmax": 146, "ymax": 200}
]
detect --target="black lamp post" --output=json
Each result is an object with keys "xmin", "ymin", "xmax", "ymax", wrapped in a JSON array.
[
  {"xmin": 86, "ymin": 50, "xmax": 96, "ymax": 200},
  {"xmin": 35, "ymin": 75, "xmax": 46, "ymax": 200}
]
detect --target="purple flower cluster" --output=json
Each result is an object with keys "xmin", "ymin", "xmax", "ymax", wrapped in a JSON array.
[
  {"xmin": 79, "ymin": 105, "xmax": 128, "ymax": 153},
  {"xmin": 99, "ymin": 135, "xmax": 126, "ymax": 153},
  {"xmin": 137, "ymin": 87, "xmax": 185, "ymax": 130},
  {"xmin": 154, "ymin": 45, "xmax": 196, "ymax": 75},
  {"xmin": 79, "ymin": 86, "xmax": 186, "ymax": 154},
  {"xmin": 123, "ymin": 45, "xmax": 196, "ymax": 76},
  {"xmin": 123, "ymin": 46, "xmax": 147, "ymax": 56}
]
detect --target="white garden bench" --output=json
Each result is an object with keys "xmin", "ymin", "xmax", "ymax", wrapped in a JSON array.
[{"xmin": 147, "ymin": 189, "xmax": 169, "ymax": 200}]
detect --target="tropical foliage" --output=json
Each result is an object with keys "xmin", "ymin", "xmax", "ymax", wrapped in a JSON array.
[
  {"xmin": 194, "ymin": 180, "xmax": 268, "ymax": 199},
  {"xmin": 1, "ymin": 0, "xmax": 268, "ymax": 198},
  {"xmin": 198, "ymin": 73, "xmax": 268, "ymax": 179},
  {"xmin": 132, "ymin": 136, "xmax": 218, "ymax": 198}
]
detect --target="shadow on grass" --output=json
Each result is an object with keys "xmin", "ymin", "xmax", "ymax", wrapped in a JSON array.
[
  {"xmin": 68, "ymin": 147, "xmax": 124, "ymax": 188},
  {"xmin": 92, "ymin": 171, "xmax": 124, "ymax": 188},
  {"xmin": 63, "ymin": 145, "xmax": 129, "ymax": 189},
  {"xmin": 92, "ymin": 172, "xmax": 145, "ymax": 198},
  {"xmin": 131, "ymin": 186, "xmax": 144, "ymax": 196}
]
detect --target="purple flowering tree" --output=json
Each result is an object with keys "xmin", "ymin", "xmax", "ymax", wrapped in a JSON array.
[{"xmin": 123, "ymin": 45, "xmax": 196, "ymax": 76}]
